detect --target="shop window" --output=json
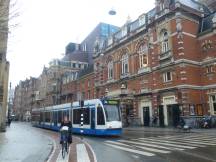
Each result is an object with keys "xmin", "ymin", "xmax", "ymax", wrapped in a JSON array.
[
  {"xmin": 196, "ymin": 104, "xmax": 203, "ymax": 116},
  {"xmin": 189, "ymin": 105, "xmax": 195, "ymax": 116}
]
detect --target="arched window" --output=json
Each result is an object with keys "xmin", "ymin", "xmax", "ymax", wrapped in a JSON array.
[
  {"xmin": 138, "ymin": 44, "xmax": 148, "ymax": 68},
  {"xmin": 108, "ymin": 61, "xmax": 113, "ymax": 79},
  {"xmin": 121, "ymin": 54, "xmax": 129, "ymax": 74},
  {"xmin": 161, "ymin": 30, "xmax": 169, "ymax": 53}
]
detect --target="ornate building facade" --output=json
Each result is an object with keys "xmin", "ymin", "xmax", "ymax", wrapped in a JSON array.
[{"xmin": 93, "ymin": 0, "xmax": 216, "ymax": 126}]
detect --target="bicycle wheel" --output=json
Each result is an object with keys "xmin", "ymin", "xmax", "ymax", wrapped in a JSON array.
[
  {"xmin": 65, "ymin": 142, "xmax": 68, "ymax": 154},
  {"xmin": 62, "ymin": 143, "xmax": 65, "ymax": 159}
]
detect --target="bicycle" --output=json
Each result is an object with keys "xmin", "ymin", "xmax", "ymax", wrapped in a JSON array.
[{"xmin": 60, "ymin": 126, "xmax": 69, "ymax": 159}]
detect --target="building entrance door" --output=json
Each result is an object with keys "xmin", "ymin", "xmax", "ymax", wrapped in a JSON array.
[
  {"xmin": 167, "ymin": 104, "xmax": 180, "ymax": 127},
  {"xmin": 159, "ymin": 105, "xmax": 164, "ymax": 127},
  {"xmin": 143, "ymin": 107, "xmax": 150, "ymax": 126}
]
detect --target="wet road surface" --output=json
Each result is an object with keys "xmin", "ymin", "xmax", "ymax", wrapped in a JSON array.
[
  {"xmin": 0, "ymin": 122, "xmax": 52, "ymax": 162},
  {"xmin": 82, "ymin": 129, "xmax": 216, "ymax": 162}
]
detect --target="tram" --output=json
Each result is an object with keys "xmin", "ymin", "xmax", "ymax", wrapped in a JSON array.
[{"xmin": 31, "ymin": 99, "xmax": 122, "ymax": 136}]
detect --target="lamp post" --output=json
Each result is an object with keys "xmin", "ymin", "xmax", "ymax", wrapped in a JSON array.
[{"xmin": 120, "ymin": 83, "xmax": 127, "ymax": 126}]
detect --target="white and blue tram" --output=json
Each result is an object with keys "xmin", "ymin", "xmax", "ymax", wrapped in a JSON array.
[{"xmin": 31, "ymin": 99, "xmax": 122, "ymax": 136}]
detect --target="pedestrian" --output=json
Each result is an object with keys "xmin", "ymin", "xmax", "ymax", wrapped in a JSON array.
[
  {"xmin": 60, "ymin": 116, "xmax": 72, "ymax": 144},
  {"xmin": 152, "ymin": 115, "xmax": 158, "ymax": 127},
  {"xmin": 7, "ymin": 117, "xmax": 11, "ymax": 127}
]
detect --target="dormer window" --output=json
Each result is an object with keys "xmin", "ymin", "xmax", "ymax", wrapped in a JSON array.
[
  {"xmin": 122, "ymin": 26, "xmax": 127, "ymax": 37},
  {"xmin": 139, "ymin": 14, "xmax": 146, "ymax": 26}
]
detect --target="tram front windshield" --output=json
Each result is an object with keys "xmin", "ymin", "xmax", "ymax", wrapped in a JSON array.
[{"xmin": 104, "ymin": 105, "xmax": 121, "ymax": 121}]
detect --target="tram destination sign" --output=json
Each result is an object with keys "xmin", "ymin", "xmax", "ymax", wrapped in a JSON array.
[{"xmin": 104, "ymin": 100, "xmax": 119, "ymax": 105}]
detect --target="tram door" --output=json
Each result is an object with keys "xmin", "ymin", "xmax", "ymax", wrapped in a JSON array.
[
  {"xmin": 91, "ymin": 108, "xmax": 95, "ymax": 129},
  {"xmin": 53, "ymin": 111, "xmax": 58, "ymax": 126},
  {"xmin": 143, "ymin": 107, "xmax": 150, "ymax": 126}
]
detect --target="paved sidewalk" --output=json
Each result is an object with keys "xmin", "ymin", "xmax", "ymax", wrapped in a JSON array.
[{"xmin": 123, "ymin": 126, "xmax": 216, "ymax": 134}]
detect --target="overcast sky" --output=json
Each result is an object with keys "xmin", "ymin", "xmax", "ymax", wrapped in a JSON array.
[{"xmin": 7, "ymin": 0, "xmax": 155, "ymax": 87}]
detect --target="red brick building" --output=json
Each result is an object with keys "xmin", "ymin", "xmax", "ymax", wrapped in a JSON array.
[{"xmin": 93, "ymin": 0, "xmax": 216, "ymax": 127}]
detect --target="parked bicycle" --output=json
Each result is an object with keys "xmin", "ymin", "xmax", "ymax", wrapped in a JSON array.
[{"xmin": 60, "ymin": 126, "xmax": 69, "ymax": 159}]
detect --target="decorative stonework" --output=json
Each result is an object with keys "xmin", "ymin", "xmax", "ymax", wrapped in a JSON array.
[
  {"xmin": 201, "ymin": 40, "xmax": 214, "ymax": 51},
  {"xmin": 176, "ymin": 18, "xmax": 183, "ymax": 39}
]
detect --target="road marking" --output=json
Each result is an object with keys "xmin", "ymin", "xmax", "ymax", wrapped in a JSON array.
[
  {"xmin": 121, "ymin": 139, "xmax": 195, "ymax": 149},
  {"xmin": 118, "ymin": 140, "xmax": 184, "ymax": 151},
  {"xmin": 105, "ymin": 141, "xmax": 170, "ymax": 154},
  {"xmin": 104, "ymin": 143, "xmax": 155, "ymax": 156},
  {"xmin": 56, "ymin": 146, "xmax": 70, "ymax": 162},
  {"xmin": 135, "ymin": 138, "xmax": 205, "ymax": 147},
  {"xmin": 76, "ymin": 144, "xmax": 90, "ymax": 162}
]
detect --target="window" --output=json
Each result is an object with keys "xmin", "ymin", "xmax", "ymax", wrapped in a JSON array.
[
  {"xmin": 122, "ymin": 26, "xmax": 127, "ymax": 37},
  {"xmin": 87, "ymin": 90, "xmax": 90, "ymax": 99},
  {"xmin": 206, "ymin": 65, "xmax": 213, "ymax": 73},
  {"xmin": 108, "ymin": 61, "xmax": 113, "ymax": 79},
  {"xmin": 138, "ymin": 44, "xmax": 148, "ymax": 68},
  {"xmin": 97, "ymin": 105, "xmax": 105, "ymax": 125},
  {"xmin": 163, "ymin": 72, "xmax": 172, "ymax": 82},
  {"xmin": 45, "ymin": 112, "xmax": 51, "ymax": 122},
  {"xmin": 161, "ymin": 31, "xmax": 169, "ymax": 53},
  {"xmin": 121, "ymin": 54, "xmax": 129, "ymax": 74},
  {"xmin": 104, "ymin": 105, "xmax": 120, "ymax": 121},
  {"xmin": 72, "ymin": 63, "xmax": 76, "ymax": 68},
  {"xmin": 58, "ymin": 111, "xmax": 62, "ymax": 123},
  {"xmin": 73, "ymin": 109, "xmax": 81, "ymax": 124},
  {"xmin": 139, "ymin": 14, "xmax": 146, "ymax": 26},
  {"xmin": 83, "ymin": 108, "xmax": 90, "ymax": 124},
  {"xmin": 78, "ymin": 64, "xmax": 81, "ymax": 68},
  {"xmin": 83, "ymin": 43, "xmax": 87, "ymax": 51},
  {"xmin": 87, "ymin": 80, "xmax": 90, "ymax": 87}
]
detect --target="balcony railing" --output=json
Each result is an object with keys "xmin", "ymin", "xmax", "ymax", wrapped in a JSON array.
[
  {"xmin": 138, "ymin": 67, "xmax": 151, "ymax": 74},
  {"xmin": 120, "ymin": 73, "xmax": 130, "ymax": 79},
  {"xmin": 159, "ymin": 50, "xmax": 172, "ymax": 61}
]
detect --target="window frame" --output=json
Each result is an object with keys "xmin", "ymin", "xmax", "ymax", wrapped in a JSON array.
[
  {"xmin": 163, "ymin": 71, "xmax": 172, "ymax": 82},
  {"xmin": 108, "ymin": 61, "xmax": 114, "ymax": 79},
  {"xmin": 138, "ymin": 44, "xmax": 148, "ymax": 68},
  {"xmin": 121, "ymin": 54, "xmax": 129, "ymax": 74}
]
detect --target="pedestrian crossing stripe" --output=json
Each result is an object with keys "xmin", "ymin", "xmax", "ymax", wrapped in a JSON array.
[
  {"xmin": 119, "ymin": 139, "xmax": 195, "ymax": 149},
  {"xmin": 108, "ymin": 140, "xmax": 184, "ymax": 151},
  {"xmin": 105, "ymin": 141, "xmax": 171, "ymax": 154},
  {"xmin": 104, "ymin": 143, "xmax": 155, "ymax": 156},
  {"xmin": 133, "ymin": 138, "xmax": 205, "ymax": 147},
  {"xmin": 103, "ymin": 134, "xmax": 216, "ymax": 157}
]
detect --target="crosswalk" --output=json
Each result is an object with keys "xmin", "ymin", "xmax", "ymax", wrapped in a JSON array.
[{"xmin": 104, "ymin": 134, "xmax": 216, "ymax": 157}]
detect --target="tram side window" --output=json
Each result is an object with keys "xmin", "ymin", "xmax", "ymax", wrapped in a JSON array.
[
  {"xmin": 45, "ymin": 112, "xmax": 50, "ymax": 122},
  {"xmin": 58, "ymin": 111, "xmax": 62, "ymax": 123},
  {"xmin": 97, "ymin": 106, "xmax": 105, "ymax": 125},
  {"xmin": 83, "ymin": 108, "xmax": 90, "ymax": 124},
  {"xmin": 40, "ymin": 112, "xmax": 43, "ymax": 123},
  {"xmin": 73, "ymin": 109, "xmax": 81, "ymax": 124}
]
